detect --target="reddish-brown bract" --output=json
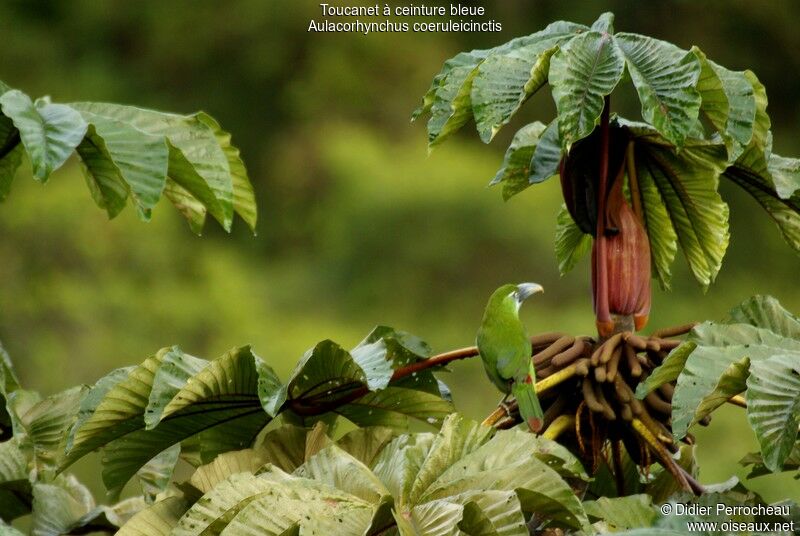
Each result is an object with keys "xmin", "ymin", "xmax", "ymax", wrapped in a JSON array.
[{"xmin": 592, "ymin": 175, "xmax": 651, "ymax": 335}]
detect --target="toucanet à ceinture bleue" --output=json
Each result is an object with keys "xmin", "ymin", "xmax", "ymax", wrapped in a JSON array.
[{"xmin": 477, "ymin": 283, "xmax": 544, "ymax": 432}]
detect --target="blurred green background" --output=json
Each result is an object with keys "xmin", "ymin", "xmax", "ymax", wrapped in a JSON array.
[{"xmin": 1, "ymin": 0, "xmax": 798, "ymax": 503}]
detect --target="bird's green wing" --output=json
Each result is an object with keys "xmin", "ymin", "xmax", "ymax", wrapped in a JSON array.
[{"xmin": 496, "ymin": 333, "xmax": 532, "ymax": 380}]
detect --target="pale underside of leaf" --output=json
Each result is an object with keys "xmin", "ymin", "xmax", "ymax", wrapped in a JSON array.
[
  {"xmin": 0, "ymin": 91, "xmax": 88, "ymax": 182},
  {"xmin": 746, "ymin": 354, "xmax": 800, "ymax": 471}
]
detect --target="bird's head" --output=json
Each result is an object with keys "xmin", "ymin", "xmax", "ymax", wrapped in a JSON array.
[{"xmin": 486, "ymin": 282, "xmax": 544, "ymax": 314}]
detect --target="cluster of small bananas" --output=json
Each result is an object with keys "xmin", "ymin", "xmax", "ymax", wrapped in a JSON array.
[{"xmin": 484, "ymin": 323, "xmax": 703, "ymax": 495}]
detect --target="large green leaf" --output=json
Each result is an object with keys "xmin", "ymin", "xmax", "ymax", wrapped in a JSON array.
[
  {"xmin": 641, "ymin": 296, "xmax": 800, "ymax": 441},
  {"xmin": 62, "ymin": 346, "xmax": 272, "ymax": 498},
  {"xmin": 725, "ymin": 152, "xmax": 800, "ymax": 254},
  {"xmin": 75, "ymin": 111, "xmax": 168, "ymax": 219},
  {"xmin": 281, "ymin": 335, "xmax": 453, "ymax": 429},
  {"xmin": 64, "ymin": 329, "xmax": 451, "ymax": 498},
  {"xmin": 746, "ymin": 354, "xmax": 800, "ymax": 471},
  {"xmin": 385, "ymin": 414, "xmax": 590, "ymax": 532},
  {"xmin": 0, "ymin": 91, "xmax": 87, "ymax": 181},
  {"xmin": 418, "ymin": 21, "xmax": 588, "ymax": 148},
  {"xmin": 10, "ymin": 386, "xmax": 85, "ymax": 474},
  {"xmin": 196, "ymin": 112, "xmax": 257, "ymax": 232},
  {"xmin": 628, "ymin": 124, "xmax": 730, "ymax": 288},
  {"xmin": 554, "ymin": 204, "xmax": 592, "ymax": 276},
  {"xmin": 133, "ymin": 414, "xmax": 590, "ymax": 536},
  {"xmin": 0, "ymin": 437, "xmax": 31, "ymax": 521},
  {"xmin": 692, "ymin": 47, "xmax": 756, "ymax": 161},
  {"xmin": 490, "ymin": 122, "xmax": 547, "ymax": 200},
  {"xmin": 424, "ymin": 52, "xmax": 487, "ymax": 149},
  {"xmin": 70, "ymin": 102, "xmax": 235, "ymax": 230},
  {"xmin": 549, "ymin": 30, "xmax": 624, "ymax": 150},
  {"xmin": 116, "ymin": 496, "xmax": 189, "ymax": 536},
  {"xmin": 615, "ymin": 34, "xmax": 701, "ymax": 147},
  {"xmin": 470, "ymin": 21, "xmax": 587, "ymax": 143},
  {"xmin": 584, "ymin": 495, "xmax": 658, "ymax": 531},
  {"xmin": 101, "ymin": 346, "xmax": 270, "ymax": 498}
]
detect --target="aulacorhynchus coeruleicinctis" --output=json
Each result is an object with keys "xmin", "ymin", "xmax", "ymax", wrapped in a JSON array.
[{"xmin": 477, "ymin": 282, "xmax": 544, "ymax": 432}]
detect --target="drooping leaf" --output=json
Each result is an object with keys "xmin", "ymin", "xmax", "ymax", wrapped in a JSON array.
[
  {"xmin": 162, "ymin": 178, "xmax": 207, "ymax": 234},
  {"xmin": 490, "ymin": 122, "xmax": 547, "ymax": 200},
  {"xmin": 0, "ymin": 91, "xmax": 87, "ymax": 181},
  {"xmin": 196, "ymin": 112, "xmax": 257, "ymax": 232},
  {"xmin": 472, "ymin": 47, "xmax": 557, "ymax": 143},
  {"xmin": 528, "ymin": 118, "xmax": 562, "ymax": 184},
  {"xmin": 615, "ymin": 34, "xmax": 701, "ymax": 147},
  {"xmin": 692, "ymin": 47, "xmax": 756, "ymax": 161},
  {"xmin": 746, "ymin": 354, "xmax": 800, "ymax": 471},
  {"xmin": 137, "ymin": 444, "xmax": 181, "ymax": 502},
  {"xmin": 12, "ymin": 386, "xmax": 85, "ymax": 474},
  {"xmin": 641, "ymin": 296, "xmax": 800, "ymax": 440},
  {"xmin": 692, "ymin": 48, "xmax": 729, "ymax": 143},
  {"xmin": 629, "ymin": 124, "xmax": 730, "ymax": 288},
  {"xmin": 554, "ymin": 204, "xmax": 592, "ymax": 275},
  {"xmin": 470, "ymin": 21, "xmax": 588, "ymax": 143},
  {"xmin": 425, "ymin": 52, "xmax": 487, "ymax": 149},
  {"xmin": 75, "ymin": 109, "xmax": 170, "ymax": 219},
  {"xmin": 69, "ymin": 103, "xmax": 235, "ymax": 230},
  {"xmin": 549, "ymin": 30, "xmax": 624, "ymax": 150}
]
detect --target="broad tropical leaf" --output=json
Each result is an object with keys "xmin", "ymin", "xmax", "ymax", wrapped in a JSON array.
[
  {"xmin": 554, "ymin": 204, "xmax": 592, "ymax": 275},
  {"xmin": 63, "ymin": 328, "xmax": 452, "ymax": 497},
  {"xmin": 75, "ymin": 112, "xmax": 168, "ymax": 219},
  {"xmin": 0, "ymin": 91, "xmax": 87, "ymax": 181},
  {"xmin": 627, "ymin": 123, "xmax": 730, "ymax": 288},
  {"xmin": 490, "ymin": 122, "xmax": 547, "ymax": 200},
  {"xmin": 470, "ymin": 21, "xmax": 587, "ymax": 143},
  {"xmin": 0, "ymin": 81, "xmax": 257, "ymax": 233},
  {"xmin": 640, "ymin": 296, "xmax": 800, "ymax": 444},
  {"xmin": 583, "ymin": 495, "xmax": 658, "ymax": 531},
  {"xmin": 550, "ymin": 30, "xmax": 624, "ymax": 150},
  {"xmin": 615, "ymin": 34, "xmax": 701, "ymax": 147},
  {"xmin": 0, "ymin": 437, "xmax": 31, "ymax": 521},
  {"xmin": 10, "ymin": 386, "xmax": 85, "ymax": 474},
  {"xmin": 746, "ymin": 354, "xmax": 800, "ymax": 471},
  {"xmin": 120, "ymin": 415, "xmax": 590, "ymax": 535},
  {"xmin": 70, "ymin": 103, "xmax": 235, "ymax": 230}
]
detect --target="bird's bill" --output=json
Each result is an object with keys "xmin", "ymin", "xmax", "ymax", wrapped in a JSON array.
[{"xmin": 516, "ymin": 282, "xmax": 544, "ymax": 302}]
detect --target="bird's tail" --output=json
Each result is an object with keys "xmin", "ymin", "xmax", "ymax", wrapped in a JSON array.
[{"xmin": 512, "ymin": 367, "xmax": 544, "ymax": 433}]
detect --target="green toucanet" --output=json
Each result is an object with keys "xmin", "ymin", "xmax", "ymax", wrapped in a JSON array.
[{"xmin": 477, "ymin": 282, "xmax": 545, "ymax": 432}]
